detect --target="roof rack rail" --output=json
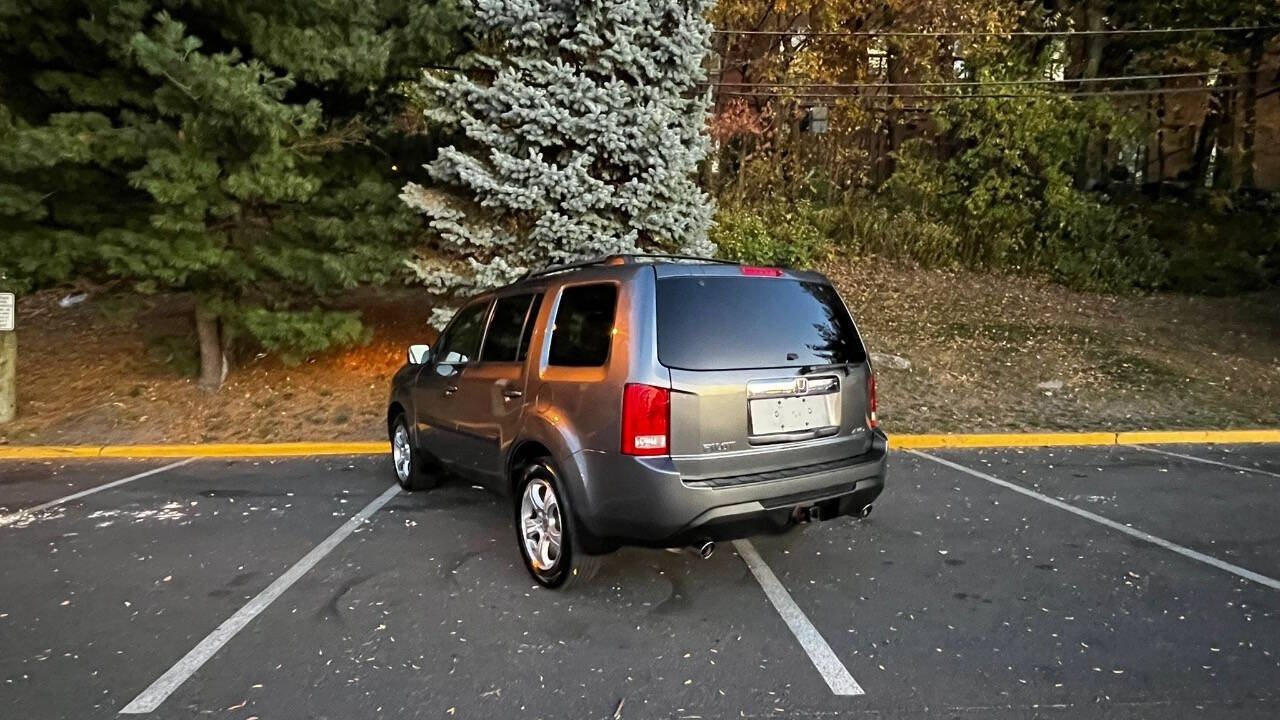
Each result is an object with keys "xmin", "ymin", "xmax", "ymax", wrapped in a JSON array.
[{"xmin": 522, "ymin": 253, "xmax": 737, "ymax": 280}]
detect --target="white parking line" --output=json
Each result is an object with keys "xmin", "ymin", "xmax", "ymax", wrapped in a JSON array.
[
  {"xmin": 0, "ymin": 458, "xmax": 196, "ymax": 527},
  {"xmin": 733, "ymin": 539, "xmax": 865, "ymax": 696},
  {"xmin": 119, "ymin": 483, "xmax": 402, "ymax": 714},
  {"xmin": 1125, "ymin": 444, "xmax": 1280, "ymax": 479},
  {"xmin": 910, "ymin": 450, "xmax": 1280, "ymax": 591}
]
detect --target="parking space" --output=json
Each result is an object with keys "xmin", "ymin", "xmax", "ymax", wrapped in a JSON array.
[
  {"xmin": 0, "ymin": 459, "xmax": 179, "ymax": 519},
  {"xmin": 0, "ymin": 457, "xmax": 389, "ymax": 719},
  {"xmin": 756, "ymin": 450, "xmax": 1280, "ymax": 717},
  {"xmin": 1124, "ymin": 443, "xmax": 1280, "ymax": 479},
  {"xmin": 156, "ymin": 486, "xmax": 827, "ymax": 719},
  {"xmin": 1, "ymin": 444, "xmax": 1278, "ymax": 719},
  {"xmin": 928, "ymin": 446, "xmax": 1280, "ymax": 578}
]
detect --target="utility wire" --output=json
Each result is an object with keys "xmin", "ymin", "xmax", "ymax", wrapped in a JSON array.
[
  {"xmin": 706, "ymin": 69, "xmax": 1244, "ymax": 89},
  {"xmin": 713, "ymin": 84, "xmax": 1259, "ymax": 101},
  {"xmin": 712, "ymin": 25, "xmax": 1280, "ymax": 38}
]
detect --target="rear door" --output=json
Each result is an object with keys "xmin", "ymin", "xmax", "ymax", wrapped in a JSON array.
[
  {"xmin": 656, "ymin": 270, "xmax": 875, "ymax": 483},
  {"xmin": 447, "ymin": 292, "xmax": 543, "ymax": 484}
]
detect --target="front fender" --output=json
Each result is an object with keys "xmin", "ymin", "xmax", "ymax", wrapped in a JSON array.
[{"xmin": 387, "ymin": 364, "xmax": 417, "ymax": 437}]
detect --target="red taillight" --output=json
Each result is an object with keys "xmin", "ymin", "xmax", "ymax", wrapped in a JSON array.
[
  {"xmin": 621, "ymin": 383, "xmax": 670, "ymax": 456},
  {"xmin": 867, "ymin": 373, "xmax": 878, "ymax": 429},
  {"xmin": 740, "ymin": 265, "xmax": 784, "ymax": 277}
]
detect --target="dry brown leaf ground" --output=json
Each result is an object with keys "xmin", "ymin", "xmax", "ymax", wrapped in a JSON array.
[
  {"xmin": 825, "ymin": 256, "xmax": 1280, "ymax": 432},
  {"xmin": 2, "ymin": 257, "xmax": 1278, "ymax": 446}
]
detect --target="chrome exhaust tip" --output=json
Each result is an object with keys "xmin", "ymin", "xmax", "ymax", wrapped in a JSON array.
[
  {"xmin": 859, "ymin": 504, "xmax": 874, "ymax": 519},
  {"xmin": 695, "ymin": 540, "xmax": 715, "ymax": 560}
]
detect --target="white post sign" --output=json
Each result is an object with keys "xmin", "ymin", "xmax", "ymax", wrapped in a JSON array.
[
  {"xmin": 0, "ymin": 292, "xmax": 13, "ymax": 332},
  {"xmin": 0, "ymin": 292, "xmax": 13, "ymax": 423}
]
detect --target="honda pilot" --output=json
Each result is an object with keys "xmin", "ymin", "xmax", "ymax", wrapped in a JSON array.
[{"xmin": 387, "ymin": 255, "xmax": 887, "ymax": 588}]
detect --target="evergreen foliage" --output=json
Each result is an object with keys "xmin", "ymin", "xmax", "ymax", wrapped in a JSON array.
[
  {"xmin": 0, "ymin": 0, "xmax": 463, "ymax": 387},
  {"xmin": 400, "ymin": 0, "xmax": 717, "ymax": 323}
]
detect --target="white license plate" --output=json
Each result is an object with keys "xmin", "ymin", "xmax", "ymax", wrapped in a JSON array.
[{"xmin": 749, "ymin": 395, "xmax": 833, "ymax": 435}]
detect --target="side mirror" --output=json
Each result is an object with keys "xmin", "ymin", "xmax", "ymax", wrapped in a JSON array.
[{"xmin": 407, "ymin": 344, "xmax": 431, "ymax": 365}]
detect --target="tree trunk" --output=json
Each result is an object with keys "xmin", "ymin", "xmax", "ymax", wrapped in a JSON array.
[
  {"xmin": 1240, "ymin": 38, "xmax": 1265, "ymax": 189},
  {"xmin": 876, "ymin": 45, "xmax": 904, "ymax": 185},
  {"xmin": 1191, "ymin": 87, "xmax": 1226, "ymax": 189},
  {"xmin": 1155, "ymin": 92, "xmax": 1167, "ymax": 193},
  {"xmin": 1073, "ymin": 0, "xmax": 1105, "ymax": 190},
  {"xmin": 195, "ymin": 304, "xmax": 227, "ymax": 391},
  {"xmin": 1212, "ymin": 88, "xmax": 1238, "ymax": 190}
]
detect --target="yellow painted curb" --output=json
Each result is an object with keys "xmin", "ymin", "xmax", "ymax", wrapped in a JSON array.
[
  {"xmin": 96, "ymin": 442, "xmax": 387, "ymax": 458},
  {"xmin": 0, "ymin": 442, "xmax": 387, "ymax": 460},
  {"xmin": 890, "ymin": 432, "xmax": 1118, "ymax": 449},
  {"xmin": 1115, "ymin": 429, "xmax": 1280, "ymax": 445},
  {"xmin": 1, "ymin": 430, "xmax": 1278, "ymax": 460},
  {"xmin": 0, "ymin": 446, "xmax": 104, "ymax": 459}
]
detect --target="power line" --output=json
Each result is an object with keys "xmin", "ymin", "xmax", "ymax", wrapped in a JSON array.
[
  {"xmin": 706, "ymin": 70, "xmax": 1243, "ymax": 90},
  {"xmin": 712, "ymin": 25, "xmax": 1280, "ymax": 38},
  {"xmin": 712, "ymin": 84, "xmax": 1259, "ymax": 101},
  {"xmin": 713, "ymin": 54, "xmax": 968, "ymax": 70}
]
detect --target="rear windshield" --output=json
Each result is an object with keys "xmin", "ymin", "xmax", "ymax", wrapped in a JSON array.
[{"xmin": 656, "ymin": 277, "xmax": 866, "ymax": 370}]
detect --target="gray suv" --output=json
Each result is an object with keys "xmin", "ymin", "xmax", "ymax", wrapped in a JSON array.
[{"xmin": 387, "ymin": 255, "xmax": 886, "ymax": 588}]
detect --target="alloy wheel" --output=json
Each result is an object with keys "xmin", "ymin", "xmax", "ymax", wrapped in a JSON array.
[
  {"xmin": 519, "ymin": 477, "xmax": 562, "ymax": 572},
  {"xmin": 392, "ymin": 423, "xmax": 411, "ymax": 482}
]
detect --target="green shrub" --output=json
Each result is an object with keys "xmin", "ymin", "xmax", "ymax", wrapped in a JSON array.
[
  {"xmin": 238, "ymin": 308, "xmax": 371, "ymax": 365},
  {"xmin": 1139, "ymin": 193, "xmax": 1280, "ymax": 295},
  {"xmin": 822, "ymin": 199, "xmax": 966, "ymax": 268},
  {"xmin": 873, "ymin": 92, "xmax": 1165, "ymax": 292},
  {"xmin": 1041, "ymin": 188, "xmax": 1165, "ymax": 292},
  {"xmin": 711, "ymin": 202, "xmax": 829, "ymax": 268}
]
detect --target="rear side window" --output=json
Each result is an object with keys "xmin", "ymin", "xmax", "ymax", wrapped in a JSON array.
[
  {"xmin": 481, "ymin": 294, "xmax": 536, "ymax": 362},
  {"xmin": 656, "ymin": 277, "xmax": 866, "ymax": 370},
  {"xmin": 548, "ymin": 284, "xmax": 617, "ymax": 367},
  {"xmin": 435, "ymin": 301, "xmax": 488, "ymax": 365}
]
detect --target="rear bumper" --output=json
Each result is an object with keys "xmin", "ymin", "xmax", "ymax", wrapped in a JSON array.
[{"xmin": 564, "ymin": 431, "xmax": 887, "ymax": 552}]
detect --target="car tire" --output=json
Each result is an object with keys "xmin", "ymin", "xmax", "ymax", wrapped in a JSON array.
[
  {"xmin": 390, "ymin": 414, "xmax": 437, "ymax": 491},
  {"xmin": 514, "ymin": 458, "xmax": 602, "ymax": 589}
]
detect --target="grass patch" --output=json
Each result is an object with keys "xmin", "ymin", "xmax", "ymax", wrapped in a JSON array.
[
  {"xmin": 940, "ymin": 321, "xmax": 1103, "ymax": 346},
  {"xmin": 1088, "ymin": 350, "xmax": 1185, "ymax": 388}
]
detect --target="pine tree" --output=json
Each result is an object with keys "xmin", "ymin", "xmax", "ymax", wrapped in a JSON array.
[
  {"xmin": 0, "ymin": 1, "xmax": 464, "ymax": 389},
  {"xmin": 400, "ymin": 0, "xmax": 717, "ymax": 324}
]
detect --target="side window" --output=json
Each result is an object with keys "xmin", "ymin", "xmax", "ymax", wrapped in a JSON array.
[
  {"xmin": 480, "ymin": 294, "xmax": 534, "ymax": 363},
  {"xmin": 548, "ymin": 284, "xmax": 617, "ymax": 367},
  {"xmin": 434, "ymin": 301, "xmax": 489, "ymax": 366},
  {"xmin": 516, "ymin": 294, "xmax": 543, "ymax": 361}
]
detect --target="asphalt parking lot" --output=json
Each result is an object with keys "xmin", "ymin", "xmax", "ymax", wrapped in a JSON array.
[{"xmin": 2, "ymin": 444, "xmax": 1278, "ymax": 719}]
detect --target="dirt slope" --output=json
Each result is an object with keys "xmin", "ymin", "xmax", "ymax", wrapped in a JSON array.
[{"xmin": 2, "ymin": 260, "xmax": 1277, "ymax": 446}]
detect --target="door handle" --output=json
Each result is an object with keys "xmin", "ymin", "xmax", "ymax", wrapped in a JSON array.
[
  {"xmin": 502, "ymin": 388, "xmax": 523, "ymax": 400},
  {"xmin": 444, "ymin": 385, "xmax": 458, "ymax": 395}
]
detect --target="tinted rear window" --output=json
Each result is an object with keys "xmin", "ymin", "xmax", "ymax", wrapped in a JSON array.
[
  {"xmin": 549, "ymin": 284, "xmax": 617, "ymax": 367},
  {"xmin": 481, "ymin": 293, "xmax": 536, "ymax": 362},
  {"xmin": 656, "ymin": 277, "xmax": 865, "ymax": 370}
]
